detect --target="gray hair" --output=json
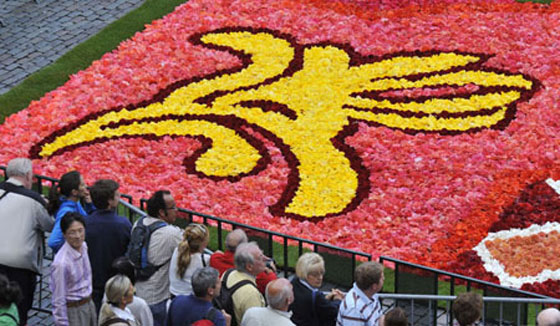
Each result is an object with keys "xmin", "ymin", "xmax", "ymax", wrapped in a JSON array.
[
  {"xmin": 225, "ymin": 229, "xmax": 248, "ymax": 252},
  {"xmin": 192, "ymin": 267, "xmax": 219, "ymax": 298},
  {"xmin": 295, "ymin": 252, "xmax": 325, "ymax": 281},
  {"xmin": 266, "ymin": 279, "xmax": 293, "ymax": 310},
  {"xmin": 6, "ymin": 158, "xmax": 32, "ymax": 178},
  {"xmin": 234, "ymin": 242, "xmax": 260, "ymax": 273}
]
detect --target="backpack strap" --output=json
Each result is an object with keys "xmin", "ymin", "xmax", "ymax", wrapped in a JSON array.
[
  {"xmin": 0, "ymin": 312, "xmax": 18, "ymax": 324},
  {"xmin": 0, "ymin": 189, "xmax": 10, "ymax": 202},
  {"xmin": 143, "ymin": 218, "xmax": 168, "ymax": 270},
  {"xmin": 223, "ymin": 269, "xmax": 257, "ymax": 292},
  {"xmin": 100, "ymin": 317, "xmax": 130, "ymax": 326}
]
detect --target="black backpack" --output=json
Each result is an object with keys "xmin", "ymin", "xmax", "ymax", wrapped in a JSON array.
[
  {"xmin": 213, "ymin": 269, "xmax": 258, "ymax": 326},
  {"xmin": 126, "ymin": 216, "xmax": 167, "ymax": 281}
]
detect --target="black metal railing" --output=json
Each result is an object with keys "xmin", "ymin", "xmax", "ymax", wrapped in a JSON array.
[
  {"xmin": 139, "ymin": 198, "xmax": 372, "ymax": 286},
  {"xmin": 1, "ymin": 165, "xmax": 371, "ymax": 319},
  {"xmin": 379, "ymin": 256, "xmax": 552, "ymax": 325}
]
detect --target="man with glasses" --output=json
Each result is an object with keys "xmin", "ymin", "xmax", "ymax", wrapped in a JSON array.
[
  {"xmin": 0, "ymin": 158, "xmax": 53, "ymax": 325},
  {"xmin": 133, "ymin": 190, "xmax": 182, "ymax": 326},
  {"xmin": 85, "ymin": 179, "xmax": 132, "ymax": 312}
]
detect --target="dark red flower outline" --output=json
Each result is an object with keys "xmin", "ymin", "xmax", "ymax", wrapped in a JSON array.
[{"xmin": 29, "ymin": 27, "xmax": 541, "ymax": 221}]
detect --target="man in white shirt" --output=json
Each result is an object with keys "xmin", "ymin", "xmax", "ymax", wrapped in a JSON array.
[
  {"xmin": 242, "ymin": 278, "xmax": 295, "ymax": 326},
  {"xmin": 337, "ymin": 262, "xmax": 384, "ymax": 326},
  {"xmin": 133, "ymin": 190, "xmax": 182, "ymax": 326},
  {"xmin": 0, "ymin": 158, "xmax": 54, "ymax": 325}
]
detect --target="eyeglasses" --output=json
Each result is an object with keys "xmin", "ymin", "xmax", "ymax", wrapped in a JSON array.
[
  {"xmin": 166, "ymin": 206, "xmax": 178, "ymax": 211},
  {"xmin": 66, "ymin": 228, "xmax": 85, "ymax": 236}
]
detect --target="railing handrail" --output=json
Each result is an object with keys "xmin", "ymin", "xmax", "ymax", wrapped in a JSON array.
[
  {"xmin": 379, "ymin": 293, "xmax": 560, "ymax": 303},
  {"xmin": 0, "ymin": 165, "xmax": 372, "ymax": 270},
  {"xmin": 176, "ymin": 205, "xmax": 371, "ymax": 258},
  {"xmin": 379, "ymin": 255, "xmax": 552, "ymax": 299}
]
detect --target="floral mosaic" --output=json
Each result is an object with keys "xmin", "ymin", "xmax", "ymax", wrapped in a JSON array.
[{"xmin": 1, "ymin": 0, "xmax": 560, "ymax": 293}]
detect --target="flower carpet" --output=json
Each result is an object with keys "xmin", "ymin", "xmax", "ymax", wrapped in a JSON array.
[{"xmin": 1, "ymin": 0, "xmax": 560, "ymax": 295}]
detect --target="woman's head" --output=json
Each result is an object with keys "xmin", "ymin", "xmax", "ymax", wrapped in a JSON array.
[
  {"xmin": 0, "ymin": 274, "xmax": 22, "ymax": 307},
  {"xmin": 177, "ymin": 223, "xmax": 209, "ymax": 277},
  {"xmin": 105, "ymin": 275, "xmax": 134, "ymax": 308},
  {"xmin": 61, "ymin": 212, "xmax": 86, "ymax": 251},
  {"xmin": 296, "ymin": 252, "xmax": 325, "ymax": 288}
]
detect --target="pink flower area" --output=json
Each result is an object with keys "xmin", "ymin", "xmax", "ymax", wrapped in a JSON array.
[{"xmin": 1, "ymin": 0, "xmax": 560, "ymax": 291}]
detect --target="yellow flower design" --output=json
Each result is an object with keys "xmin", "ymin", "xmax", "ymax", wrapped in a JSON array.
[{"xmin": 32, "ymin": 28, "xmax": 537, "ymax": 219}]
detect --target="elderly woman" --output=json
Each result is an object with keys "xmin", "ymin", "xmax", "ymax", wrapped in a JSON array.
[
  {"xmin": 98, "ymin": 275, "xmax": 138, "ymax": 326},
  {"xmin": 289, "ymin": 253, "xmax": 344, "ymax": 326}
]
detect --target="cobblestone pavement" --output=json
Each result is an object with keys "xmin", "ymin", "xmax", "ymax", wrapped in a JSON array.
[
  {"xmin": 1, "ymin": 1, "xmax": 146, "ymax": 322},
  {"xmin": 0, "ymin": 0, "xmax": 146, "ymax": 95}
]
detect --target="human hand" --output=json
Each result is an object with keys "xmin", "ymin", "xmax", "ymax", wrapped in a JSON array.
[
  {"xmin": 83, "ymin": 190, "xmax": 92, "ymax": 203},
  {"xmin": 222, "ymin": 310, "xmax": 232, "ymax": 326},
  {"xmin": 328, "ymin": 288, "xmax": 345, "ymax": 301}
]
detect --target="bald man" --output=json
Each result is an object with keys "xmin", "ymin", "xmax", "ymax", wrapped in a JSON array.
[
  {"xmin": 537, "ymin": 308, "xmax": 560, "ymax": 326},
  {"xmin": 241, "ymin": 278, "xmax": 295, "ymax": 326}
]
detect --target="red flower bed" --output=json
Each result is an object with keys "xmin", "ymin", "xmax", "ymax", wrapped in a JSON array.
[{"xmin": 1, "ymin": 0, "xmax": 560, "ymax": 294}]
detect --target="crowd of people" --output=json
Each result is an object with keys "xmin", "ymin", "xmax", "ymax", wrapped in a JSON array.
[{"xmin": 0, "ymin": 157, "xmax": 558, "ymax": 326}]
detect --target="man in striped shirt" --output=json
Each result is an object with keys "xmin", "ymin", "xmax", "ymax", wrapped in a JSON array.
[{"xmin": 337, "ymin": 262, "xmax": 384, "ymax": 326}]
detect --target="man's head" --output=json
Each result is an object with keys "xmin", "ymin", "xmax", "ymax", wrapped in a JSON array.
[
  {"xmin": 452, "ymin": 292, "xmax": 483, "ymax": 326},
  {"xmin": 234, "ymin": 242, "xmax": 266, "ymax": 276},
  {"xmin": 537, "ymin": 308, "xmax": 560, "ymax": 326},
  {"xmin": 147, "ymin": 190, "xmax": 177, "ymax": 223},
  {"xmin": 265, "ymin": 278, "xmax": 294, "ymax": 312},
  {"xmin": 225, "ymin": 229, "xmax": 248, "ymax": 252},
  {"xmin": 90, "ymin": 179, "xmax": 120, "ymax": 210},
  {"xmin": 192, "ymin": 267, "xmax": 221, "ymax": 301},
  {"xmin": 6, "ymin": 158, "xmax": 33, "ymax": 189},
  {"xmin": 58, "ymin": 171, "xmax": 87, "ymax": 200},
  {"xmin": 61, "ymin": 212, "xmax": 86, "ymax": 251},
  {"xmin": 355, "ymin": 262, "xmax": 384, "ymax": 296}
]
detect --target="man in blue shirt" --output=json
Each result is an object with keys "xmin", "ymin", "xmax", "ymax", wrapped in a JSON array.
[
  {"xmin": 167, "ymin": 267, "xmax": 231, "ymax": 326},
  {"xmin": 85, "ymin": 179, "xmax": 132, "ymax": 312}
]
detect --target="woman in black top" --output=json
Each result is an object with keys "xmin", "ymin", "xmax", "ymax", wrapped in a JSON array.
[{"xmin": 289, "ymin": 253, "xmax": 344, "ymax": 326}]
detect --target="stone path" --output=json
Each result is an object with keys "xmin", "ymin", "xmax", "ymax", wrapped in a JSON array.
[
  {"xmin": 0, "ymin": 2, "xmax": 148, "ymax": 322},
  {"xmin": 0, "ymin": 0, "xmax": 146, "ymax": 95}
]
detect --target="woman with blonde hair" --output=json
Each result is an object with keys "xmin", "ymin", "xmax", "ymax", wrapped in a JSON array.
[
  {"xmin": 98, "ymin": 275, "xmax": 138, "ymax": 326},
  {"xmin": 169, "ymin": 223, "xmax": 210, "ymax": 296},
  {"xmin": 289, "ymin": 252, "xmax": 344, "ymax": 326}
]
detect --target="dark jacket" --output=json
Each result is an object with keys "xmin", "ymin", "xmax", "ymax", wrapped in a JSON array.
[
  {"xmin": 289, "ymin": 277, "xmax": 339, "ymax": 326},
  {"xmin": 85, "ymin": 209, "xmax": 132, "ymax": 291}
]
